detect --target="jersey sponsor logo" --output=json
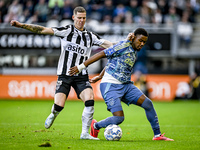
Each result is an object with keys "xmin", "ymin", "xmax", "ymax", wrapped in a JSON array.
[
  {"xmin": 67, "ymin": 44, "xmax": 85, "ymax": 54},
  {"xmin": 114, "ymin": 42, "xmax": 130, "ymax": 51}
]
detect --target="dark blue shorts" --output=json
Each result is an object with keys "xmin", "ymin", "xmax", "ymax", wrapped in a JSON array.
[{"xmin": 100, "ymin": 82, "xmax": 143, "ymax": 113}]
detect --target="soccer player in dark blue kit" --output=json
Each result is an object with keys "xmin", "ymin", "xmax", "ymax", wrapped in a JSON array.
[{"xmin": 69, "ymin": 28, "xmax": 174, "ymax": 141}]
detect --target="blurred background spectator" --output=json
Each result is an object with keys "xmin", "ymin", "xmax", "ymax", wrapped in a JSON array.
[
  {"xmin": 0, "ymin": 0, "xmax": 199, "ymax": 24},
  {"xmin": 177, "ymin": 10, "xmax": 193, "ymax": 49},
  {"xmin": 134, "ymin": 46, "xmax": 148, "ymax": 75},
  {"xmin": 48, "ymin": 0, "xmax": 64, "ymax": 8},
  {"xmin": 101, "ymin": 0, "xmax": 114, "ymax": 24},
  {"xmin": 156, "ymin": 0, "xmax": 169, "ymax": 24},
  {"xmin": 34, "ymin": 0, "xmax": 49, "ymax": 22},
  {"xmin": 113, "ymin": 3, "xmax": 128, "ymax": 23},
  {"xmin": 164, "ymin": 6, "xmax": 180, "ymax": 26},
  {"xmin": 133, "ymin": 46, "xmax": 149, "ymax": 96},
  {"xmin": 4, "ymin": 0, "xmax": 23, "ymax": 23},
  {"xmin": 61, "ymin": 0, "xmax": 73, "ymax": 20},
  {"xmin": 188, "ymin": 67, "xmax": 200, "ymax": 100},
  {"xmin": 127, "ymin": 0, "xmax": 140, "ymax": 23},
  {"xmin": 0, "ymin": 0, "xmax": 8, "ymax": 23}
]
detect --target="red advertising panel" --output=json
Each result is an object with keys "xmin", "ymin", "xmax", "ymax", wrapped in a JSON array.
[
  {"xmin": 0, "ymin": 75, "xmax": 190, "ymax": 101},
  {"xmin": 146, "ymin": 75, "xmax": 190, "ymax": 101}
]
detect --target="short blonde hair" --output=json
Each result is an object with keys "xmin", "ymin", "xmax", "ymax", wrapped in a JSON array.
[{"xmin": 73, "ymin": 6, "xmax": 86, "ymax": 15}]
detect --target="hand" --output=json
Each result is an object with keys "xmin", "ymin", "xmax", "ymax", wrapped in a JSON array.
[
  {"xmin": 89, "ymin": 76, "xmax": 101, "ymax": 83},
  {"xmin": 68, "ymin": 66, "xmax": 79, "ymax": 76},
  {"xmin": 10, "ymin": 20, "xmax": 22, "ymax": 28},
  {"xmin": 127, "ymin": 33, "xmax": 135, "ymax": 42}
]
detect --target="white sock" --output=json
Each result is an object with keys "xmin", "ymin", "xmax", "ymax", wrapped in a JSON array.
[
  {"xmin": 154, "ymin": 134, "xmax": 161, "ymax": 137},
  {"xmin": 81, "ymin": 106, "xmax": 94, "ymax": 134},
  {"xmin": 93, "ymin": 123, "xmax": 97, "ymax": 130}
]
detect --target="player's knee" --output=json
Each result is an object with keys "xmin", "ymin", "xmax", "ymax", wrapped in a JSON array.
[
  {"xmin": 85, "ymin": 100, "xmax": 94, "ymax": 107},
  {"xmin": 141, "ymin": 97, "xmax": 153, "ymax": 110},
  {"xmin": 114, "ymin": 116, "xmax": 124, "ymax": 125}
]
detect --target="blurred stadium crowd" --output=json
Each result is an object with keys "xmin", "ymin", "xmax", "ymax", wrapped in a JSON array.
[
  {"xmin": 0, "ymin": 0, "xmax": 199, "ymax": 25},
  {"xmin": 0, "ymin": 0, "xmax": 200, "ymax": 70}
]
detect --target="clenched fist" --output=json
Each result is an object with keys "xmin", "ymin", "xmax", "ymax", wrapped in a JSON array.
[{"xmin": 10, "ymin": 20, "xmax": 22, "ymax": 28}]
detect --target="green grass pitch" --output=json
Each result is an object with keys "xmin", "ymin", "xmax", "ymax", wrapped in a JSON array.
[{"xmin": 0, "ymin": 99, "xmax": 200, "ymax": 150}]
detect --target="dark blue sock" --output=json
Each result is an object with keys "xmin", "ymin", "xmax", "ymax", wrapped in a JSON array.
[
  {"xmin": 141, "ymin": 98, "xmax": 161, "ymax": 135},
  {"xmin": 95, "ymin": 116, "xmax": 124, "ymax": 130}
]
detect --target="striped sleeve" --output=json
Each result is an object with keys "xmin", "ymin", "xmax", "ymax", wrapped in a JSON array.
[
  {"xmin": 91, "ymin": 32, "xmax": 105, "ymax": 46},
  {"xmin": 52, "ymin": 25, "xmax": 71, "ymax": 37}
]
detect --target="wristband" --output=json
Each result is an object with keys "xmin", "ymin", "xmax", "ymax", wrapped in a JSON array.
[{"xmin": 77, "ymin": 63, "xmax": 86, "ymax": 73}]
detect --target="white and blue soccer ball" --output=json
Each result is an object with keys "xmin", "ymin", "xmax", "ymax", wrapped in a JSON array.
[{"xmin": 104, "ymin": 124, "xmax": 122, "ymax": 141}]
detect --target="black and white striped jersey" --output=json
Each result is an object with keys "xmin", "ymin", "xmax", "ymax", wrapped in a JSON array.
[{"xmin": 52, "ymin": 24, "xmax": 105, "ymax": 76}]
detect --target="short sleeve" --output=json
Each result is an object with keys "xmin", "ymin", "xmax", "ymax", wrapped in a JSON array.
[
  {"xmin": 91, "ymin": 32, "xmax": 105, "ymax": 46},
  {"xmin": 52, "ymin": 26, "xmax": 70, "ymax": 37},
  {"xmin": 104, "ymin": 40, "xmax": 130, "ymax": 57}
]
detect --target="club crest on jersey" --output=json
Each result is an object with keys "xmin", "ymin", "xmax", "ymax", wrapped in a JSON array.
[
  {"xmin": 67, "ymin": 44, "xmax": 85, "ymax": 54},
  {"xmin": 56, "ymin": 80, "xmax": 62, "ymax": 90},
  {"xmin": 85, "ymin": 81, "xmax": 91, "ymax": 87}
]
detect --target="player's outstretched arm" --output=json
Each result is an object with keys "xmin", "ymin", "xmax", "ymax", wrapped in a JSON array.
[
  {"xmin": 100, "ymin": 40, "xmax": 113, "ymax": 49},
  {"xmin": 68, "ymin": 51, "xmax": 106, "ymax": 76},
  {"xmin": 10, "ymin": 20, "xmax": 54, "ymax": 35},
  {"xmin": 100, "ymin": 33, "xmax": 134, "ymax": 49}
]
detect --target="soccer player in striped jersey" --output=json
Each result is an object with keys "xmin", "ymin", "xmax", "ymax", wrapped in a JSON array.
[
  {"xmin": 10, "ymin": 6, "xmax": 127, "ymax": 140},
  {"xmin": 69, "ymin": 28, "xmax": 174, "ymax": 141}
]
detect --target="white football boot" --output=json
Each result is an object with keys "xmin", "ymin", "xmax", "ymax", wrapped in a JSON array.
[
  {"xmin": 80, "ymin": 133, "xmax": 100, "ymax": 140},
  {"xmin": 45, "ymin": 105, "xmax": 59, "ymax": 129},
  {"xmin": 45, "ymin": 113, "xmax": 58, "ymax": 129}
]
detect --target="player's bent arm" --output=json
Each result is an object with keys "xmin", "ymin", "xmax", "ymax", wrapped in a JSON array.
[
  {"xmin": 10, "ymin": 20, "xmax": 54, "ymax": 35},
  {"xmin": 98, "ymin": 67, "xmax": 106, "ymax": 79},
  {"xmin": 127, "ymin": 33, "xmax": 135, "ymax": 41},
  {"xmin": 90, "ymin": 67, "xmax": 106, "ymax": 83},
  {"xmin": 68, "ymin": 51, "xmax": 106, "ymax": 76},
  {"xmin": 84, "ymin": 51, "xmax": 106, "ymax": 67}
]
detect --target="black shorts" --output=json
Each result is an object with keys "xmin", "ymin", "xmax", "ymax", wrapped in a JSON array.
[{"xmin": 55, "ymin": 75, "xmax": 92, "ymax": 99}]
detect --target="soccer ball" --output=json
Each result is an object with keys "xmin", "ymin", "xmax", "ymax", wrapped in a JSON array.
[{"xmin": 104, "ymin": 124, "xmax": 122, "ymax": 141}]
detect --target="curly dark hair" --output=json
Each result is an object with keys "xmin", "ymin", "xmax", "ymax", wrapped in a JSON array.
[{"xmin": 134, "ymin": 28, "xmax": 149, "ymax": 37}]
